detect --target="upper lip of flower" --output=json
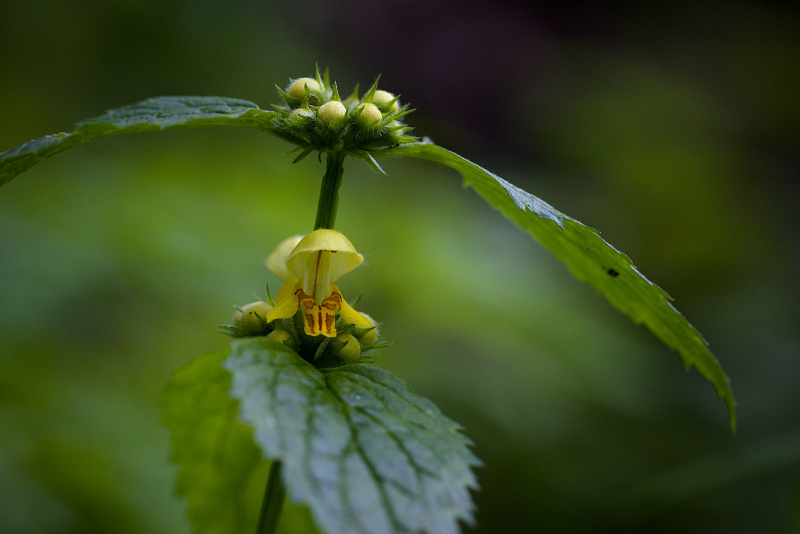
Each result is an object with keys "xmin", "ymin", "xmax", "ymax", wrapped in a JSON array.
[{"xmin": 286, "ymin": 230, "xmax": 364, "ymax": 305}]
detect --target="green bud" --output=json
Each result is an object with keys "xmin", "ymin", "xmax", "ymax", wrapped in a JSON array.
[
  {"xmin": 267, "ymin": 328, "xmax": 297, "ymax": 350},
  {"xmin": 233, "ymin": 301, "xmax": 273, "ymax": 332},
  {"xmin": 352, "ymin": 103, "xmax": 382, "ymax": 130},
  {"xmin": 356, "ymin": 312, "xmax": 379, "ymax": 344},
  {"xmin": 317, "ymin": 100, "xmax": 347, "ymax": 128},
  {"xmin": 336, "ymin": 333, "xmax": 361, "ymax": 360},
  {"xmin": 287, "ymin": 77, "xmax": 321, "ymax": 100},
  {"xmin": 288, "ymin": 107, "xmax": 315, "ymax": 125},
  {"xmin": 373, "ymin": 90, "xmax": 400, "ymax": 114}
]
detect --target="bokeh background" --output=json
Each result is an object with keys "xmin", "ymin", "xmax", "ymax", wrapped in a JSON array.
[{"xmin": 2, "ymin": 1, "xmax": 799, "ymax": 533}]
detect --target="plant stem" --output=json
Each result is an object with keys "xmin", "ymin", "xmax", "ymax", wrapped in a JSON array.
[
  {"xmin": 314, "ymin": 150, "xmax": 346, "ymax": 230},
  {"xmin": 256, "ymin": 461, "xmax": 287, "ymax": 534}
]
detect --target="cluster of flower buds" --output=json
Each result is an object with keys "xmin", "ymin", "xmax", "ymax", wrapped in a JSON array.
[{"xmin": 270, "ymin": 68, "xmax": 416, "ymax": 162}]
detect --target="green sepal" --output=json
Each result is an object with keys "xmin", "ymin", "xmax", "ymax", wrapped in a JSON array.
[
  {"xmin": 362, "ymin": 152, "xmax": 387, "ymax": 174},
  {"xmin": 330, "ymin": 82, "xmax": 343, "ymax": 103},
  {"xmin": 360, "ymin": 76, "xmax": 381, "ymax": 104},
  {"xmin": 217, "ymin": 324, "xmax": 253, "ymax": 338},
  {"xmin": 343, "ymin": 83, "xmax": 362, "ymax": 109},
  {"xmin": 292, "ymin": 146, "xmax": 316, "ymax": 163}
]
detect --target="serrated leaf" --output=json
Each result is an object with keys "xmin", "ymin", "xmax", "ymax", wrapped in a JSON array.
[
  {"xmin": 161, "ymin": 349, "xmax": 268, "ymax": 534},
  {"xmin": 376, "ymin": 141, "xmax": 736, "ymax": 433},
  {"xmin": 224, "ymin": 337, "xmax": 480, "ymax": 534},
  {"xmin": 1, "ymin": 96, "xmax": 277, "ymax": 187}
]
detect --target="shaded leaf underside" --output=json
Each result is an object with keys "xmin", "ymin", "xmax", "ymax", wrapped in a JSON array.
[{"xmin": 0, "ymin": 96, "xmax": 275, "ymax": 187}]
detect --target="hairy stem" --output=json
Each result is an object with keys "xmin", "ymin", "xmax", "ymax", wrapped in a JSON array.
[{"xmin": 314, "ymin": 150, "xmax": 345, "ymax": 230}]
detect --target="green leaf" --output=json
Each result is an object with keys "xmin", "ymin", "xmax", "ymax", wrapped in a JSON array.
[
  {"xmin": 225, "ymin": 337, "xmax": 480, "ymax": 534},
  {"xmin": 0, "ymin": 96, "xmax": 277, "ymax": 187},
  {"xmin": 376, "ymin": 141, "xmax": 736, "ymax": 433},
  {"xmin": 162, "ymin": 349, "xmax": 268, "ymax": 534}
]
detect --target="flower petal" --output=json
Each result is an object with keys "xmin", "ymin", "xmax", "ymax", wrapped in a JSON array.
[
  {"xmin": 297, "ymin": 286, "xmax": 341, "ymax": 337},
  {"xmin": 273, "ymin": 276, "xmax": 299, "ymax": 305},
  {"xmin": 338, "ymin": 297, "xmax": 374, "ymax": 330},
  {"xmin": 266, "ymin": 235, "xmax": 304, "ymax": 280},
  {"xmin": 265, "ymin": 280, "xmax": 302, "ymax": 322},
  {"xmin": 286, "ymin": 229, "xmax": 364, "ymax": 282}
]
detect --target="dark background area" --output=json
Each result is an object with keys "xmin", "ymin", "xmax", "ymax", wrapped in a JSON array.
[{"xmin": 2, "ymin": 1, "xmax": 799, "ymax": 533}]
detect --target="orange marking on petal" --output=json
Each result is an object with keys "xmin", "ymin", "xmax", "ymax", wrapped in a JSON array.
[
  {"xmin": 325, "ymin": 314, "xmax": 335, "ymax": 335},
  {"xmin": 293, "ymin": 286, "xmax": 343, "ymax": 337}
]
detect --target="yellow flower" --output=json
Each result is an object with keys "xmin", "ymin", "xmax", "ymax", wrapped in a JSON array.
[{"xmin": 265, "ymin": 229, "xmax": 373, "ymax": 337}]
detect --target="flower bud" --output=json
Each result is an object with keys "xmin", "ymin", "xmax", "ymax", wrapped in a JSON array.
[
  {"xmin": 288, "ymin": 107, "xmax": 315, "ymax": 126},
  {"xmin": 266, "ymin": 234, "xmax": 304, "ymax": 280},
  {"xmin": 373, "ymin": 90, "xmax": 400, "ymax": 114},
  {"xmin": 233, "ymin": 301, "xmax": 273, "ymax": 332},
  {"xmin": 352, "ymin": 103, "xmax": 382, "ymax": 130},
  {"xmin": 356, "ymin": 313, "xmax": 379, "ymax": 344},
  {"xmin": 267, "ymin": 328, "xmax": 297, "ymax": 350},
  {"xmin": 287, "ymin": 77, "xmax": 321, "ymax": 100},
  {"xmin": 317, "ymin": 101, "xmax": 347, "ymax": 128},
  {"xmin": 336, "ymin": 333, "xmax": 361, "ymax": 360}
]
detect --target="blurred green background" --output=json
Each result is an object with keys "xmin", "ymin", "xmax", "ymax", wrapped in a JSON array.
[{"xmin": 2, "ymin": 1, "xmax": 799, "ymax": 533}]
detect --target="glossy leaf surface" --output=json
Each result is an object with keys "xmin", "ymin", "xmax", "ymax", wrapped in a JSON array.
[{"xmin": 377, "ymin": 141, "xmax": 736, "ymax": 432}]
